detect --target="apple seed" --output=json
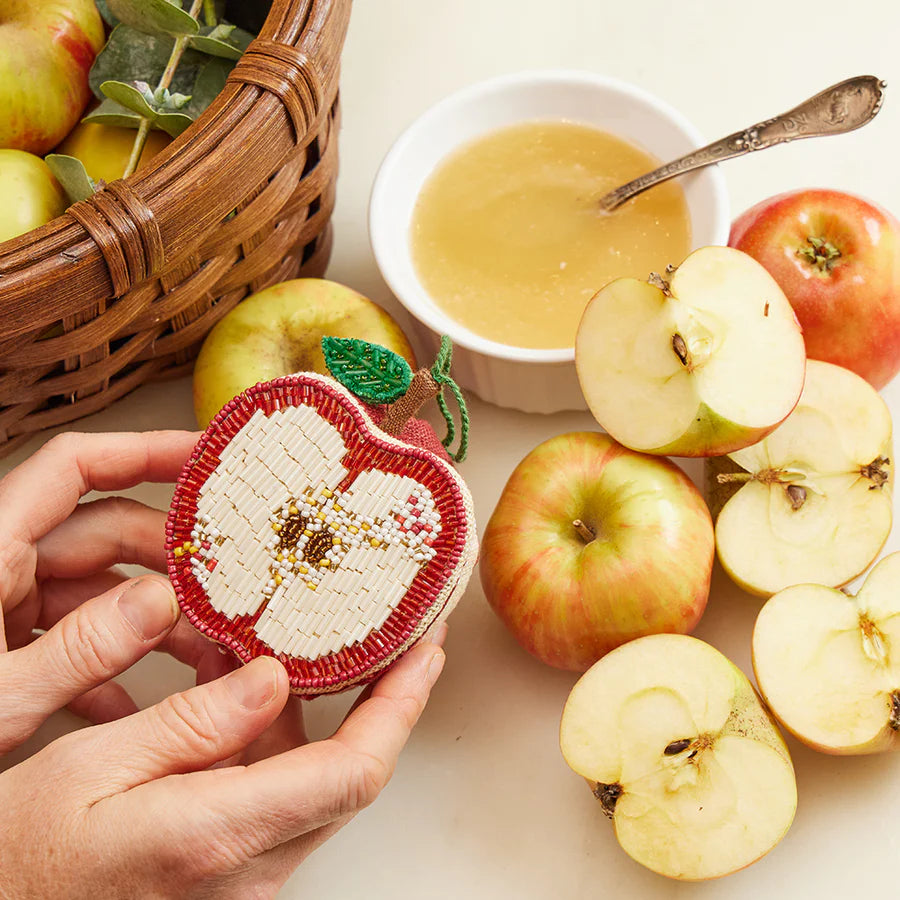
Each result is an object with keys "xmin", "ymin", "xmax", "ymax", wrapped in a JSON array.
[
  {"xmin": 890, "ymin": 692, "xmax": 900, "ymax": 731},
  {"xmin": 672, "ymin": 333, "xmax": 690, "ymax": 367},
  {"xmin": 785, "ymin": 485, "xmax": 807, "ymax": 510},
  {"xmin": 663, "ymin": 738, "xmax": 692, "ymax": 755},
  {"xmin": 592, "ymin": 782, "xmax": 623, "ymax": 818}
]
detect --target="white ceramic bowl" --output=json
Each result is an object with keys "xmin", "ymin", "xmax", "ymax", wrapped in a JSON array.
[{"xmin": 369, "ymin": 70, "xmax": 730, "ymax": 414}]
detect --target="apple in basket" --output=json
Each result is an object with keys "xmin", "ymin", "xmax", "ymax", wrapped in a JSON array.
[
  {"xmin": 560, "ymin": 634, "xmax": 797, "ymax": 880},
  {"xmin": 168, "ymin": 337, "xmax": 477, "ymax": 696},
  {"xmin": 192, "ymin": 278, "xmax": 418, "ymax": 426},
  {"xmin": 0, "ymin": 149, "xmax": 67, "ymax": 243},
  {"xmin": 480, "ymin": 431, "xmax": 714, "ymax": 671},
  {"xmin": 0, "ymin": 0, "xmax": 105, "ymax": 155},
  {"xmin": 575, "ymin": 246, "xmax": 806, "ymax": 457},
  {"xmin": 730, "ymin": 188, "xmax": 900, "ymax": 389}
]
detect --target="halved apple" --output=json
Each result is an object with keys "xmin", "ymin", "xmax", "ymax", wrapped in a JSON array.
[
  {"xmin": 575, "ymin": 246, "xmax": 806, "ymax": 457},
  {"xmin": 753, "ymin": 552, "xmax": 900, "ymax": 755},
  {"xmin": 559, "ymin": 634, "xmax": 796, "ymax": 881},
  {"xmin": 713, "ymin": 359, "xmax": 893, "ymax": 597}
]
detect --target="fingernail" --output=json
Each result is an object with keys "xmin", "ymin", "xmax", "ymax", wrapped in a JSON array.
[
  {"xmin": 118, "ymin": 577, "xmax": 178, "ymax": 640},
  {"xmin": 224, "ymin": 658, "xmax": 279, "ymax": 709},
  {"xmin": 425, "ymin": 648, "xmax": 446, "ymax": 689}
]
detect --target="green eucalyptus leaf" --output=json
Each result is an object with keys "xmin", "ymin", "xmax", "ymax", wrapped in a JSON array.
[
  {"xmin": 106, "ymin": 0, "xmax": 200, "ymax": 37},
  {"xmin": 321, "ymin": 337, "xmax": 414, "ymax": 405},
  {"xmin": 45, "ymin": 155, "xmax": 98, "ymax": 205},
  {"xmin": 82, "ymin": 97, "xmax": 150, "ymax": 130},
  {"xmin": 100, "ymin": 80, "xmax": 158, "ymax": 118},
  {"xmin": 189, "ymin": 23, "xmax": 253, "ymax": 59},
  {"xmin": 183, "ymin": 56, "xmax": 232, "ymax": 117},
  {"xmin": 95, "ymin": 0, "xmax": 121, "ymax": 27},
  {"xmin": 154, "ymin": 111, "xmax": 194, "ymax": 137}
]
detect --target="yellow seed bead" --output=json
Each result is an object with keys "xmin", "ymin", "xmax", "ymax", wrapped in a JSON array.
[
  {"xmin": 303, "ymin": 529, "xmax": 313, "ymax": 537},
  {"xmin": 307, "ymin": 582, "xmax": 317, "ymax": 591},
  {"xmin": 271, "ymin": 523, "xmax": 282, "ymax": 532},
  {"xmin": 274, "ymin": 574, "xmax": 283, "ymax": 585},
  {"xmin": 289, "ymin": 506, "xmax": 299, "ymax": 515},
  {"xmin": 191, "ymin": 545, "xmax": 200, "ymax": 554},
  {"xmin": 320, "ymin": 559, "xmax": 331, "ymax": 567},
  {"xmin": 288, "ymin": 554, "xmax": 297, "ymax": 563},
  {"xmin": 333, "ymin": 504, "xmax": 342, "ymax": 513},
  {"xmin": 299, "ymin": 565, "xmax": 308, "ymax": 574},
  {"xmin": 316, "ymin": 512, "xmax": 326, "ymax": 521},
  {"xmin": 369, "ymin": 538, "xmax": 381, "ymax": 548},
  {"xmin": 360, "ymin": 522, "xmax": 370, "ymax": 531},
  {"xmin": 322, "ymin": 488, "xmax": 333, "ymax": 498},
  {"xmin": 332, "ymin": 536, "xmax": 341, "ymax": 545},
  {"xmin": 173, "ymin": 547, "xmax": 184, "ymax": 557},
  {"xmin": 277, "ymin": 553, "xmax": 284, "ymax": 562},
  {"xmin": 183, "ymin": 540, "xmax": 192, "ymax": 549},
  {"xmin": 348, "ymin": 525, "xmax": 358, "ymax": 534}
]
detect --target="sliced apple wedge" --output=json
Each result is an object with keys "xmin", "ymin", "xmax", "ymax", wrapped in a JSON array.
[
  {"xmin": 560, "ymin": 634, "xmax": 797, "ymax": 881},
  {"xmin": 713, "ymin": 360, "xmax": 893, "ymax": 596},
  {"xmin": 753, "ymin": 552, "xmax": 900, "ymax": 755},
  {"xmin": 575, "ymin": 246, "xmax": 806, "ymax": 457}
]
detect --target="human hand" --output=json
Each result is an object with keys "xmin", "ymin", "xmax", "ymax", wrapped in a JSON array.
[{"xmin": 0, "ymin": 432, "xmax": 447, "ymax": 898}]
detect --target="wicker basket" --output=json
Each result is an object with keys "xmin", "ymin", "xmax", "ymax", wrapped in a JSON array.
[{"xmin": 0, "ymin": 0, "xmax": 352, "ymax": 456}]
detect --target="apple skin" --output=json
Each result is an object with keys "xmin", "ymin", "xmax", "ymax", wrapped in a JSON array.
[
  {"xmin": 55, "ymin": 121, "xmax": 172, "ymax": 184},
  {"xmin": 0, "ymin": 149, "xmax": 67, "ymax": 243},
  {"xmin": 730, "ymin": 188, "xmax": 900, "ymax": 390},
  {"xmin": 480, "ymin": 431, "xmax": 714, "ymax": 671},
  {"xmin": 0, "ymin": 1, "xmax": 105, "ymax": 155},
  {"xmin": 193, "ymin": 279, "xmax": 418, "ymax": 427}
]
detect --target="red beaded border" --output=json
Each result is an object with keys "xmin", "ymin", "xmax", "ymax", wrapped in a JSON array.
[{"xmin": 166, "ymin": 374, "xmax": 471, "ymax": 697}]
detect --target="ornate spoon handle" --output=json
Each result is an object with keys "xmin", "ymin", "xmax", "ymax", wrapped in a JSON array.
[{"xmin": 598, "ymin": 75, "xmax": 886, "ymax": 211}]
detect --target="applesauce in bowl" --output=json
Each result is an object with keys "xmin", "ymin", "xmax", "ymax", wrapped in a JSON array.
[
  {"xmin": 410, "ymin": 120, "xmax": 691, "ymax": 350},
  {"xmin": 369, "ymin": 70, "xmax": 730, "ymax": 413}
]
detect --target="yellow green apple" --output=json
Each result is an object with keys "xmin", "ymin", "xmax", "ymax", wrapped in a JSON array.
[
  {"xmin": 560, "ymin": 633, "xmax": 797, "ymax": 880},
  {"xmin": 0, "ymin": 149, "xmax": 67, "ymax": 243},
  {"xmin": 193, "ymin": 279, "xmax": 417, "ymax": 426},
  {"xmin": 55, "ymin": 121, "xmax": 172, "ymax": 184},
  {"xmin": 480, "ymin": 431, "xmax": 714, "ymax": 671},
  {"xmin": 575, "ymin": 246, "xmax": 806, "ymax": 457},
  {"xmin": 753, "ymin": 551, "xmax": 900, "ymax": 755},
  {"xmin": 0, "ymin": 0, "xmax": 105, "ymax": 155}
]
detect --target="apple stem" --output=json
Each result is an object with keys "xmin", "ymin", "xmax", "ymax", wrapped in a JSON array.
[
  {"xmin": 715, "ymin": 472, "xmax": 755, "ymax": 484},
  {"xmin": 380, "ymin": 368, "xmax": 441, "ymax": 437},
  {"xmin": 592, "ymin": 782, "xmax": 623, "ymax": 818},
  {"xmin": 122, "ymin": 0, "xmax": 205, "ymax": 179},
  {"xmin": 861, "ymin": 456, "xmax": 891, "ymax": 489},
  {"xmin": 797, "ymin": 236, "xmax": 841, "ymax": 272},
  {"xmin": 572, "ymin": 519, "xmax": 595, "ymax": 543},
  {"xmin": 648, "ymin": 271, "xmax": 672, "ymax": 295},
  {"xmin": 890, "ymin": 692, "xmax": 900, "ymax": 731}
]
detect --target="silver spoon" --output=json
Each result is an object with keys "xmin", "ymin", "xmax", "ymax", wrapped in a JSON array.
[{"xmin": 598, "ymin": 75, "xmax": 886, "ymax": 212}]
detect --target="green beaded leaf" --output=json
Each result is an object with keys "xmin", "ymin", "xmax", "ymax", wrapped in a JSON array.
[{"xmin": 322, "ymin": 337, "xmax": 413, "ymax": 405}]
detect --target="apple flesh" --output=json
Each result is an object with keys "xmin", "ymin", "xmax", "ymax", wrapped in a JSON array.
[
  {"xmin": 731, "ymin": 189, "xmax": 900, "ymax": 390},
  {"xmin": 0, "ymin": 0, "xmax": 105, "ymax": 155},
  {"xmin": 752, "ymin": 552, "xmax": 900, "ymax": 755},
  {"xmin": 575, "ymin": 246, "xmax": 806, "ymax": 457},
  {"xmin": 480, "ymin": 431, "xmax": 714, "ymax": 671},
  {"xmin": 193, "ymin": 279, "xmax": 417, "ymax": 426},
  {"xmin": 712, "ymin": 360, "xmax": 893, "ymax": 597},
  {"xmin": 0, "ymin": 149, "xmax": 67, "ymax": 244},
  {"xmin": 560, "ymin": 633, "xmax": 797, "ymax": 881}
]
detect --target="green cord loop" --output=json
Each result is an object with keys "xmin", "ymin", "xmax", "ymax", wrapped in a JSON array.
[{"xmin": 430, "ymin": 336, "xmax": 469, "ymax": 463}]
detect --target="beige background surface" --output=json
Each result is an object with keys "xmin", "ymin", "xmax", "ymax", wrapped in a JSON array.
[{"xmin": 4, "ymin": 0, "xmax": 900, "ymax": 896}]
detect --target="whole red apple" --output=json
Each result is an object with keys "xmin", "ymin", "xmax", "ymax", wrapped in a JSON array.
[
  {"xmin": 480, "ymin": 431, "xmax": 714, "ymax": 671},
  {"xmin": 0, "ymin": 0, "xmax": 105, "ymax": 155},
  {"xmin": 730, "ymin": 189, "xmax": 900, "ymax": 390}
]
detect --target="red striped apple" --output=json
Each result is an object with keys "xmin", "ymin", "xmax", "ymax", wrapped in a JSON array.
[
  {"xmin": 575, "ymin": 246, "xmax": 806, "ymax": 457},
  {"xmin": 480, "ymin": 431, "xmax": 714, "ymax": 671},
  {"xmin": 730, "ymin": 189, "xmax": 900, "ymax": 390},
  {"xmin": 560, "ymin": 634, "xmax": 797, "ymax": 880},
  {"xmin": 0, "ymin": 0, "xmax": 105, "ymax": 155}
]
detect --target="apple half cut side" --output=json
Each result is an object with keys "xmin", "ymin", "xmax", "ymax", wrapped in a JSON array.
[
  {"xmin": 753, "ymin": 552, "xmax": 900, "ymax": 755},
  {"xmin": 574, "ymin": 246, "xmax": 806, "ymax": 457},
  {"xmin": 712, "ymin": 359, "xmax": 893, "ymax": 597},
  {"xmin": 560, "ymin": 634, "xmax": 797, "ymax": 881}
]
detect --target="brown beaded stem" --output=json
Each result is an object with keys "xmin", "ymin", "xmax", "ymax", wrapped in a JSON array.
[
  {"xmin": 380, "ymin": 369, "xmax": 441, "ymax": 437},
  {"xmin": 0, "ymin": 0, "xmax": 351, "ymax": 454}
]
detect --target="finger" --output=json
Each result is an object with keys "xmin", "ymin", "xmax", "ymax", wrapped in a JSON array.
[
  {"xmin": 3, "ymin": 584, "xmax": 40, "ymax": 650},
  {"xmin": 38, "ymin": 572, "xmax": 218, "ymax": 670},
  {"xmin": 0, "ymin": 575, "xmax": 178, "ymax": 753},
  {"xmin": 0, "ymin": 430, "xmax": 198, "ymax": 546},
  {"xmin": 77, "ymin": 656, "xmax": 289, "ymax": 793},
  {"xmin": 186, "ymin": 641, "xmax": 445, "ymax": 851},
  {"xmin": 67, "ymin": 680, "xmax": 140, "ymax": 725},
  {"xmin": 36, "ymin": 497, "xmax": 169, "ymax": 580}
]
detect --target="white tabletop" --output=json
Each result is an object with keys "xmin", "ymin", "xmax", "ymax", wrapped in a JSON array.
[{"xmin": 5, "ymin": 1, "xmax": 900, "ymax": 896}]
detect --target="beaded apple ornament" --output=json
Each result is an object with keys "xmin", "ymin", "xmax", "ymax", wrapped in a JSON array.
[{"xmin": 166, "ymin": 337, "xmax": 477, "ymax": 697}]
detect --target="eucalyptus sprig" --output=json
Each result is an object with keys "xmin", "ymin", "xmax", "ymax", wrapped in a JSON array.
[{"xmin": 46, "ymin": 0, "xmax": 254, "ymax": 205}]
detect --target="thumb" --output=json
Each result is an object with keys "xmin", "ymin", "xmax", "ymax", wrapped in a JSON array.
[
  {"xmin": 0, "ymin": 576, "xmax": 179, "ymax": 754},
  {"xmin": 77, "ymin": 656, "xmax": 290, "ymax": 796}
]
